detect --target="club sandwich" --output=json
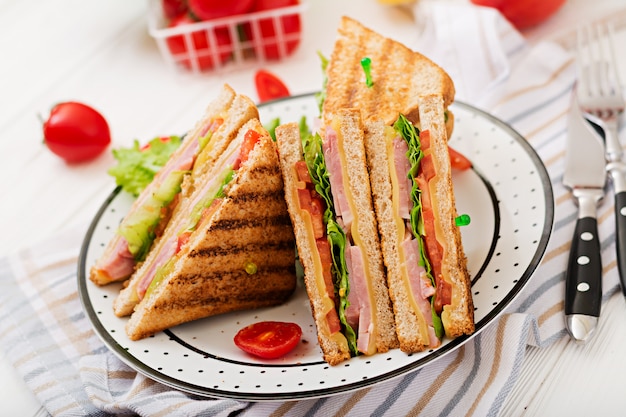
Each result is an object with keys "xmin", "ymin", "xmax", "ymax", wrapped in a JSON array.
[
  {"xmin": 275, "ymin": 109, "xmax": 399, "ymax": 365},
  {"xmin": 114, "ymin": 117, "xmax": 297, "ymax": 340},
  {"xmin": 364, "ymin": 94, "xmax": 474, "ymax": 352},
  {"xmin": 90, "ymin": 84, "xmax": 258, "ymax": 286}
]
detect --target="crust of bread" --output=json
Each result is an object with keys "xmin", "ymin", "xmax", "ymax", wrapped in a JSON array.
[
  {"xmin": 322, "ymin": 16, "xmax": 455, "ymax": 127},
  {"xmin": 417, "ymin": 95, "xmax": 474, "ymax": 338},
  {"xmin": 125, "ymin": 121, "xmax": 296, "ymax": 340},
  {"xmin": 274, "ymin": 122, "xmax": 352, "ymax": 366}
]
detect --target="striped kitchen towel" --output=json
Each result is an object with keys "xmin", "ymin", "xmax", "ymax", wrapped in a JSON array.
[{"xmin": 0, "ymin": 3, "xmax": 621, "ymax": 417}]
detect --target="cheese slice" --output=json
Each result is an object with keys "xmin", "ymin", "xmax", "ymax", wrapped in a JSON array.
[
  {"xmin": 384, "ymin": 128, "xmax": 430, "ymax": 344},
  {"xmin": 331, "ymin": 119, "xmax": 378, "ymax": 355},
  {"xmin": 292, "ymin": 170, "xmax": 349, "ymax": 350}
]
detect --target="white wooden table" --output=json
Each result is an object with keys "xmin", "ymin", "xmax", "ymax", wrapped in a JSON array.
[{"xmin": 2, "ymin": 0, "xmax": 626, "ymax": 415}]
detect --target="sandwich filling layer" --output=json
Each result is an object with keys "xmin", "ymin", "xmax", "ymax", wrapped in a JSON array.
[
  {"xmin": 134, "ymin": 128, "xmax": 261, "ymax": 302},
  {"xmin": 295, "ymin": 121, "xmax": 379, "ymax": 356},
  {"xmin": 92, "ymin": 116, "xmax": 224, "ymax": 283},
  {"xmin": 388, "ymin": 115, "xmax": 451, "ymax": 346}
]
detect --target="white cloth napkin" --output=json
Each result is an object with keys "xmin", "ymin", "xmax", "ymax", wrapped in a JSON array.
[{"xmin": 0, "ymin": 3, "xmax": 621, "ymax": 416}]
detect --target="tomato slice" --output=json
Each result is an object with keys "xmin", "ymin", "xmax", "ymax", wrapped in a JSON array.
[
  {"xmin": 140, "ymin": 136, "xmax": 172, "ymax": 152},
  {"xmin": 235, "ymin": 129, "xmax": 262, "ymax": 169},
  {"xmin": 234, "ymin": 321, "xmax": 302, "ymax": 359},
  {"xmin": 448, "ymin": 146, "xmax": 472, "ymax": 170},
  {"xmin": 255, "ymin": 69, "xmax": 290, "ymax": 103}
]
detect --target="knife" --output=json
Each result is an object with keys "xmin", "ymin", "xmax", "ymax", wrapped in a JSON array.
[{"xmin": 563, "ymin": 99, "xmax": 606, "ymax": 343}]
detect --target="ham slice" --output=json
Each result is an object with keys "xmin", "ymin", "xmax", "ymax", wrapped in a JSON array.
[
  {"xmin": 393, "ymin": 137, "xmax": 413, "ymax": 220},
  {"xmin": 323, "ymin": 127, "xmax": 353, "ymax": 231},
  {"xmin": 345, "ymin": 245, "xmax": 374, "ymax": 355},
  {"xmin": 93, "ymin": 132, "xmax": 201, "ymax": 282},
  {"xmin": 136, "ymin": 236, "xmax": 178, "ymax": 299},
  {"xmin": 402, "ymin": 235, "xmax": 440, "ymax": 348},
  {"xmin": 94, "ymin": 238, "xmax": 136, "ymax": 282}
]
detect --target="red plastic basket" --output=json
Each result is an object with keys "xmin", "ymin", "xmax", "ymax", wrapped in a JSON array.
[{"xmin": 148, "ymin": 0, "xmax": 308, "ymax": 73}]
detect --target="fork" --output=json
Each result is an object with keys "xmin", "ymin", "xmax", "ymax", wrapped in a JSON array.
[{"xmin": 576, "ymin": 22, "xmax": 626, "ymax": 296}]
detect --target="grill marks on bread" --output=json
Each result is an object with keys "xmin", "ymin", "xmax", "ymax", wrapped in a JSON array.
[
  {"xmin": 124, "ymin": 122, "xmax": 297, "ymax": 341},
  {"xmin": 323, "ymin": 16, "xmax": 455, "ymax": 127}
]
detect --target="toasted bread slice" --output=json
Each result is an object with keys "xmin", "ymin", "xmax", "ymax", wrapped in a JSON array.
[
  {"xmin": 322, "ymin": 16, "xmax": 455, "ymax": 132},
  {"xmin": 124, "ymin": 119, "xmax": 296, "ymax": 340}
]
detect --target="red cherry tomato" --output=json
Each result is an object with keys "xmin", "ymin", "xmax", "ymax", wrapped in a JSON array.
[
  {"xmin": 448, "ymin": 146, "xmax": 472, "ymax": 171},
  {"xmin": 161, "ymin": 0, "xmax": 187, "ymax": 19},
  {"xmin": 234, "ymin": 321, "xmax": 302, "ymax": 359},
  {"xmin": 43, "ymin": 102, "xmax": 111, "ymax": 163},
  {"xmin": 245, "ymin": 0, "xmax": 302, "ymax": 60},
  {"xmin": 254, "ymin": 69, "xmax": 290, "ymax": 103},
  {"xmin": 166, "ymin": 14, "xmax": 233, "ymax": 71},
  {"xmin": 470, "ymin": 0, "xmax": 566, "ymax": 30},
  {"xmin": 187, "ymin": 0, "xmax": 255, "ymax": 21}
]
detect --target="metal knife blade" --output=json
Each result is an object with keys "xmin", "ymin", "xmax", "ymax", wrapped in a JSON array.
[{"xmin": 563, "ymin": 100, "xmax": 606, "ymax": 343}]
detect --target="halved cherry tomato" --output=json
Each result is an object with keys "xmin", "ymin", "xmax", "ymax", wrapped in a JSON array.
[
  {"xmin": 166, "ymin": 14, "xmax": 232, "ymax": 71},
  {"xmin": 234, "ymin": 321, "xmax": 302, "ymax": 359},
  {"xmin": 448, "ymin": 146, "xmax": 472, "ymax": 170},
  {"xmin": 42, "ymin": 101, "xmax": 111, "ymax": 163},
  {"xmin": 245, "ymin": 0, "xmax": 302, "ymax": 60},
  {"xmin": 187, "ymin": 0, "xmax": 255, "ymax": 21},
  {"xmin": 255, "ymin": 69, "xmax": 290, "ymax": 103}
]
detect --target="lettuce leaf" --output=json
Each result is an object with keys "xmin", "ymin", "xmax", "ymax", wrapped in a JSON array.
[
  {"xmin": 314, "ymin": 51, "xmax": 329, "ymax": 114},
  {"xmin": 301, "ymin": 122, "xmax": 358, "ymax": 355},
  {"xmin": 264, "ymin": 118, "xmax": 280, "ymax": 141},
  {"xmin": 108, "ymin": 136, "xmax": 182, "ymax": 197},
  {"xmin": 394, "ymin": 115, "xmax": 444, "ymax": 339}
]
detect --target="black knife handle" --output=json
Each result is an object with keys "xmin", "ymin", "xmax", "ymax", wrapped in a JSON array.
[
  {"xmin": 565, "ymin": 216, "xmax": 602, "ymax": 317},
  {"xmin": 615, "ymin": 191, "xmax": 626, "ymax": 296}
]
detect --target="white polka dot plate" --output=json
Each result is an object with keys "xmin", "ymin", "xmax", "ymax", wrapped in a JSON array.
[{"xmin": 78, "ymin": 94, "xmax": 554, "ymax": 401}]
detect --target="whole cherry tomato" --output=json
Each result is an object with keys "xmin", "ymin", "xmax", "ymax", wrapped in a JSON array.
[
  {"xmin": 187, "ymin": 0, "xmax": 255, "ymax": 21},
  {"xmin": 246, "ymin": 0, "xmax": 302, "ymax": 60},
  {"xmin": 43, "ymin": 102, "xmax": 111, "ymax": 163},
  {"xmin": 161, "ymin": 0, "xmax": 187, "ymax": 19},
  {"xmin": 166, "ymin": 14, "xmax": 233, "ymax": 71},
  {"xmin": 470, "ymin": 0, "xmax": 566, "ymax": 30},
  {"xmin": 234, "ymin": 321, "xmax": 302, "ymax": 359},
  {"xmin": 255, "ymin": 69, "xmax": 290, "ymax": 103}
]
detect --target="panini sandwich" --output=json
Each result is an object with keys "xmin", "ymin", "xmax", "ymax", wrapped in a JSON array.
[
  {"xmin": 364, "ymin": 94, "xmax": 474, "ymax": 352},
  {"xmin": 275, "ymin": 109, "xmax": 398, "ymax": 365},
  {"xmin": 115, "ymin": 117, "xmax": 296, "ymax": 341},
  {"xmin": 90, "ymin": 84, "xmax": 258, "ymax": 286}
]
